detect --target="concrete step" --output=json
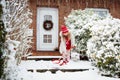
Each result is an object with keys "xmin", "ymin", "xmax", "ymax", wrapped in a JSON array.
[
  {"xmin": 27, "ymin": 56, "xmax": 62, "ymax": 60},
  {"xmin": 27, "ymin": 68, "xmax": 92, "ymax": 73}
]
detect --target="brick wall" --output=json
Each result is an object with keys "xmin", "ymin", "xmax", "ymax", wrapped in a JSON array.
[{"xmin": 29, "ymin": 0, "xmax": 37, "ymax": 51}]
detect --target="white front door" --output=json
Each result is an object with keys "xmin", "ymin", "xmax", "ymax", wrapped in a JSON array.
[{"xmin": 37, "ymin": 7, "xmax": 58, "ymax": 51}]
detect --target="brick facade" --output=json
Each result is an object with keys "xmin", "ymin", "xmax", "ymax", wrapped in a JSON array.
[{"xmin": 29, "ymin": 0, "xmax": 120, "ymax": 56}]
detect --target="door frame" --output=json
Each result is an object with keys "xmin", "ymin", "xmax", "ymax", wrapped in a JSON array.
[{"xmin": 36, "ymin": 7, "xmax": 59, "ymax": 51}]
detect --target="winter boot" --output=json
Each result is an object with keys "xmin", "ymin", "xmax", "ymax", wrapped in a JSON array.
[{"xmin": 52, "ymin": 59, "xmax": 62, "ymax": 64}]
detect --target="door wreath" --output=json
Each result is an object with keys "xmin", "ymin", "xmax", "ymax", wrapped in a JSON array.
[{"xmin": 43, "ymin": 20, "xmax": 53, "ymax": 30}]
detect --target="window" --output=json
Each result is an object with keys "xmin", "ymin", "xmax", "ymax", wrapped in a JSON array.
[
  {"xmin": 44, "ymin": 15, "xmax": 52, "ymax": 21},
  {"xmin": 43, "ymin": 34, "xmax": 52, "ymax": 43},
  {"xmin": 86, "ymin": 8, "xmax": 109, "ymax": 18}
]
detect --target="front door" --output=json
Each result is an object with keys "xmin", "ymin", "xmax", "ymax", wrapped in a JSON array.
[{"xmin": 37, "ymin": 7, "xmax": 58, "ymax": 51}]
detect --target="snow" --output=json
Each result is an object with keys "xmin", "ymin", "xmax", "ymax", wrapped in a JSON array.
[
  {"xmin": 22, "ymin": 70, "xmax": 118, "ymax": 80},
  {"xmin": 18, "ymin": 60, "xmax": 119, "ymax": 80},
  {"xmin": 19, "ymin": 60, "xmax": 94, "ymax": 70}
]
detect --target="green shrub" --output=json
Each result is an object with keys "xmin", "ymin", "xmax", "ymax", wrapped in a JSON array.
[{"xmin": 0, "ymin": 4, "xmax": 6, "ymax": 78}]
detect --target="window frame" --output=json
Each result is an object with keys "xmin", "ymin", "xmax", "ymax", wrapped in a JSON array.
[{"xmin": 86, "ymin": 8, "xmax": 109, "ymax": 18}]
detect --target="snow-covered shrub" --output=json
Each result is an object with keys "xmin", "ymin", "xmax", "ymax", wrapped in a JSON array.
[
  {"xmin": 65, "ymin": 8, "xmax": 120, "ymax": 77},
  {"xmin": 3, "ymin": 39, "xmax": 21, "ymax": 80},
  {"xmin": 65, "ymin": 9, "xmax": 103, "ymax": 53},
  {"xmin": 3, "ymin": 0, "xmax": 33, "ymax": 63},
  {"xmin": 1, "ymin": 0, "xmax": 33, "ymax": 79},
  {"xmin": 87, "ymin": 18, "xmax": 120, "ymax": 77}
]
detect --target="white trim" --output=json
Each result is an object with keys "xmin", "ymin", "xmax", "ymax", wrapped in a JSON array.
[{"xmin": 86, "ymin": 8, "xmax": 109, "ymax": 17}]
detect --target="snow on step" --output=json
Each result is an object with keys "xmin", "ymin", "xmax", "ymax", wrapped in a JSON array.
[{"xmin": 19, "ymin": 60, "xmax": 95, "ymax": 73}]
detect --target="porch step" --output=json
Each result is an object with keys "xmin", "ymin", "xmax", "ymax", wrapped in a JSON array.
[
  {"xmin": 20, "ymin": 60, "xmax": 94, "ymax": 74},
  {"xmin": 27, "ymin": 68, "xmax": 91, "ymax": 73},
  {"xmin": 27, "ymin": 56, "xmax": 62, "ymax": 60}
]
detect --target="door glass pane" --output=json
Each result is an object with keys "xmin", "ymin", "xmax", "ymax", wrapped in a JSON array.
[
  {"xmin": 48, "ymin": 39, "xmax": 52, "ymax": 43},
  {"xmin": 44, "ymin": 15, "xmax": 52, "ymax": 21},
  {"xmin": 43, "ymin": 39, "xmax": 47, "ymax": 43},
  {"xmin": 43, "ymin": 34, "xmax": 52, "ymax": 43},
  {"xmin": 44, "ymin": 35, "xmax": 47, "ymax": 38},
  {"xmin": 48, "ymin": 35, "xmax": 52, "ymax": 38}
]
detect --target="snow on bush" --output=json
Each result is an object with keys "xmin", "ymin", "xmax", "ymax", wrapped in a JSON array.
[
  {"xmin": 1, "ymin": 0, "xmax": 33, "ymax": 79},
  {"xmin": 87, "ymin": 18, "xmax": 120, "ymax": 77},
  {"xmin": 3, "ymin": 39, "xmax": 21, "ymax": 80},
  {"xmin": 2, "ymin": 39, "xmax": 32, "ymax": 80},
  {"xmin": 3, "ymin": 0, "xmax": 33, "ymax": 63},
  {"xmin": 65, "ymin": 9, "xmax": 103, "ymax": 52}
]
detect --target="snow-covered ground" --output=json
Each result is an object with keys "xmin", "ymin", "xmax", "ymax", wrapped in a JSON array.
[
  {"xmin": 19, "ymin": 60, "xmax": 94, "ymax": 70},
  {"xmin": 18, "ymin": 60, "xmax": 120, "ymax": 80}
]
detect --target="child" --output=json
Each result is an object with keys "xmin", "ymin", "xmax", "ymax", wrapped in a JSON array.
[{"xmin": 59, "ymin": 25, "xmax": 75, "ymax": 66}]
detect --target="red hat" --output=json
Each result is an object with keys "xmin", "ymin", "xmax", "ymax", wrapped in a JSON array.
[{"xmin": 61, "ymin": 25, "xmax": 68, "ymax": 33}]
